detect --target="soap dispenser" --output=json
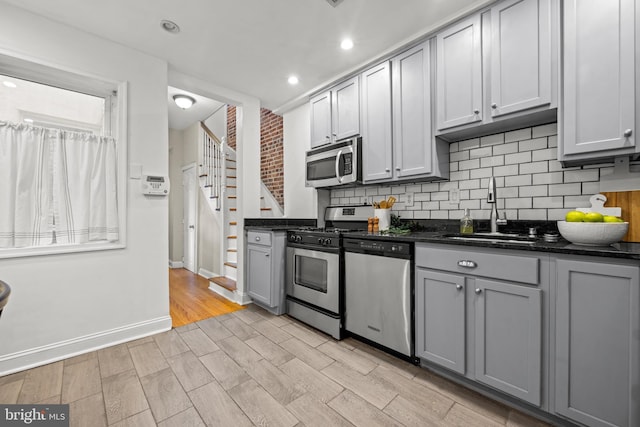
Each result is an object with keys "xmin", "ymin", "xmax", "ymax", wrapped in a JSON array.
[{"xmin": 460, "ymin": 208, "xmax": 474, "ymax": 234}]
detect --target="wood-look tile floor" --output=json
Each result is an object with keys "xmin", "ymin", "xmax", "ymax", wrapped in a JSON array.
[{"xmin": 0, "ymin": 304, "xmax": 551, "ymax": 427}]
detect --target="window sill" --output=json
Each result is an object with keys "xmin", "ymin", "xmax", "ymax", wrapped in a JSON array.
[{"xmin": 0, "ymin": 242, "xmax": 126, "ymax": 260}]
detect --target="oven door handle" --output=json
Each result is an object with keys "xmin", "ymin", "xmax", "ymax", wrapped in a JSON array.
[{"xmin": 335, "ymin": 150, "xmax": 343, "ymax": 183}]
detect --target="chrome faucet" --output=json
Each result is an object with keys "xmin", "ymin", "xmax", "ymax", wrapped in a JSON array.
[{"xmin": 487, "ymin": 176, "xmax": 507, "ymax": 233}]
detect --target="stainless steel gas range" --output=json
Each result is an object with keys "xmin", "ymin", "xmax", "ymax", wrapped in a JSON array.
[{"xmin": 285, "ymin": 205, "xmax": 373, "ymax": 339}]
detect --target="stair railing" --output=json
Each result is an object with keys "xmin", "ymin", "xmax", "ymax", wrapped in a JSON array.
[{"xmin": 200, "ymin": 122, "xmax": 223, "ymax": 211}]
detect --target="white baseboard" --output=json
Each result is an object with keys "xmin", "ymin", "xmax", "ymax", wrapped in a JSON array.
[
  {"xmin": 198, "ymin": 268, "xmax": 217, "ymax": 279},
  {"xmin": 207, "ymin": 283, "xmax": 253, "ymax": 306},
  {"xmin": 169, "ymin": 260, "xmax": 184, "ymax": 269},
  {"xmin": 0, "ymin": 316, "xmax": 172, "ymax": 376}
]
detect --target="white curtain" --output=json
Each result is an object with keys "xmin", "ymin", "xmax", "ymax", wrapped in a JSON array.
[{"xmin": 0, "ymin": 121, "xmax": 119, "ymax": 248}]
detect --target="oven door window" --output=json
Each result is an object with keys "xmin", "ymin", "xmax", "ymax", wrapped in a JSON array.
[{"xmin": 294, "ymin": 255, "xmax": 328, "ymax": 293}]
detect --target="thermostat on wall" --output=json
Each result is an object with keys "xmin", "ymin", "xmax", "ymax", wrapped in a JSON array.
[{"xmin": 142, "ymin": 174, "xmax": 170, "ymax": 196}]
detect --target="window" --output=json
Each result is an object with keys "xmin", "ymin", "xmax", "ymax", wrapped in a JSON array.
[{"xmin": 0, "ymin": 55, "xmax": 127, "ymax": 258}]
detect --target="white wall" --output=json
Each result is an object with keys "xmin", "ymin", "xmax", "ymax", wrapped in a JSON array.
[
  {"xmin": 283, "ymin": 103, "xmax": 318, "ymax": 218},
  {"xmin": 0, "ymin": 4, "xmax": 171, "ymax": 374}
]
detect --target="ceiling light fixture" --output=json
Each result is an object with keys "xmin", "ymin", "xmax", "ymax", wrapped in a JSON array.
[
  {"xmin": 3, "ymin": 81, "xmax": 17, "ymax": 88},
  {"xmin": 326, "ymin": 0, "xmax": 345, "ymax": 7},
  {"xmin": 288, "ymin": 76, "xmax": 299, "ymax": 85},
  {"xmin": 173, "ymin": 94, "xmax": 196, "ymax": 109},
  {"xmin": 340, "ymin": 38, "xmax": 354, "ymax": 50},
  {"xmin": 160, "ymin": 19, "xmax": 181, "ymax": 34}
]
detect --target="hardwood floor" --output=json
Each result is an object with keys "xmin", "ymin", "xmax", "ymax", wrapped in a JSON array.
[
  {"xmin": 0, "ymin": 305, "xmax": 552, "ymax": 426},
  {"xmin": 169, "ymin": 268, "xmax": 245, "ymax": 327}
]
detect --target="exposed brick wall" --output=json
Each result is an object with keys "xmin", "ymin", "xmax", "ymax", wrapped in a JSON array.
[
  {"xmin": 225, "ymin": 105, "xmax": 284, "ymax": 209},
  {"xmin": 260, "ymin": 108, "xmax": 284, "ymax": 209},
  {"xmin": 226, "ymin": 105, "xmax": 236, "ymax": 150}
]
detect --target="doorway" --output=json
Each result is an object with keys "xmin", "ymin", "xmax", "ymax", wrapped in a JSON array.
[{"xmin": 182, "ymin": 163, "xmax": 197, "ymax": 273}]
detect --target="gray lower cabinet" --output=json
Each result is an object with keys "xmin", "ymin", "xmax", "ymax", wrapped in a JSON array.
[
  {"xmin": 415, "ymin": 244, "xmax": 544, "ymax": 407},
  {"xmin": 554, "ymin": 257, "xmax": 640, "ymax": 427},
  {"xmin": 245, "ymin": 230, "xmax": 286, "ymax": 315}
]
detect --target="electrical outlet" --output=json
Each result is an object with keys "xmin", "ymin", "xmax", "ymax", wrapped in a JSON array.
[
  {"xmin": 405, "ymin": 193, "xmax": 414, "ymax": 207},
  {"xmin": 449, "ymin": 188, "xmax": 460, "ymax": 204}
]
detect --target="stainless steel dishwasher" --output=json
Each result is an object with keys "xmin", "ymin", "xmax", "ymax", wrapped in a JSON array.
[{"xmin": 343, "ymin": 237, "xmax": 413, "ymax": 358}]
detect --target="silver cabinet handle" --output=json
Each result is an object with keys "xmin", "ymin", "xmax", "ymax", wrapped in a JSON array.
[
  {"xmin": 491, "ymin": 103, "xmax": 498, "ymax": 109},
  {"xmin": 188, "ymin": 225, "xmax": 195, "ymax": 229},
  {"xmin": 385, "ymin": 168, "xmax": 391, "ymax": 173},
  {"xmin": 265, "ymin": 253, "xmax": 270, "ymax": 257},
  {"xmin": 255, "ymin": 236, "xmax": 261, "ymax": 241},
  {"xmin": 473, "ymin": 109, "xmax": 480, "ymax": 115},
  {"xmin": 395, "ymin": 167, "xmax": 401, "ymax": 171},
  {"xmin": 456, "ymin": 284, "xmax": 463, "ymax": 291},
  {"xmin": 457, "ymin": 260, "xmax": 477, "ymax": 268},
  {"xmin": 624, "ymin": 129, "xmax": 633, "ymax": 137},
  {"xmin": 475, "ymin": 288, "xmax": 482, "ymax": 294}
]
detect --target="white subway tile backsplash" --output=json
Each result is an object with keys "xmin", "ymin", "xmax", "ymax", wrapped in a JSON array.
[
  {"xmin": 505, "ymin": 151, "xmax": 532, "ymax": 165},
  {"xmin": 505, "ymin": 174, "xmax": 532, "ymax": 187},
  {"xmin": 480, "ymin": 133, "xmax": 504, "ymax": 146},
  {"xmin": 563, "ymin": 169, "xmax": 600, "ymax": 183},
  {"xmin": 493, "ymin": 142, "xmax": 519, "ymax": 155},
  {"xmin": 520, "ymin": 161, "xmax": 548, "ymax": 174},
  {"xmin": 519, "ymin": 185, "xmax": 547, "ymax": 197},
  {"xmin": 332, "ymin": 123, "xmax": 616, "ymax": 222},
  {"xmin": 519, "ymin": 137, "xmax": 548, "ymax": 152},
  {"xmin": 532, "ymin": 172, "xmax": 563, "ymax": 185},
  {"xmin": 532, "ymin": 122, "xmax": 557, "ymax": 138},
  {"xmin": 549, "ymin": 183, "xmax": 582, "ymax": 196},
  {"xmin": 480, "ymin": 155, "xmax": 505, "ymax": 168}
]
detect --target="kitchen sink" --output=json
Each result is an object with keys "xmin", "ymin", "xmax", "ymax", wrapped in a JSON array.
[{"xmin": 442, "ymin": 233, "xmax": 538, "ymax": 245}]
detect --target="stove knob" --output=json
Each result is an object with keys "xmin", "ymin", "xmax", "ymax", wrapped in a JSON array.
[
  {"xmin": 295, "ymin": 235, "xmax": 302, "ymax": 242},
  {"xmin": 318, "ymin": 238, "xmax": 324, "ymax": 245},
  {"xmin": 324, "ymin": 238, "xmax": 332, "ymax": 246}
]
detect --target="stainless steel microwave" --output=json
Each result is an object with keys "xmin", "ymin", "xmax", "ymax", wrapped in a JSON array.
[{"xmin": 305, "ymin": 137, "xmax": 361, "ymax": 188}]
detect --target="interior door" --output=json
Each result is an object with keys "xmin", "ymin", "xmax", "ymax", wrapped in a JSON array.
[{"xmin": 182, "ymin": 164, "xmax": 197, "ymax": 272}]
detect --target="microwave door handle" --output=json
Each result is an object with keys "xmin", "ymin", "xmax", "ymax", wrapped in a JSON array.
[{"xmin": 335, "ymin": 150, "xmax": 343, "ymax": 183}]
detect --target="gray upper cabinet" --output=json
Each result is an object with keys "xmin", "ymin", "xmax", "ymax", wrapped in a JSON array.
[
  {"xmin": 392, "ymin": 42, "xmax": 434, "ymax": 179},
  {"xmin": 360, "ymin": 61, "xmax": 393, "ymax": 182},
  {"xmin": 559, "ymin": 0, "xmax": 637, "ymax": 163},
  {"xmin": 436, "ymin": 0, "xmax": 556, "ymax": 135},
  {"xmin": 490, "ymin": 0, "xmax": 552, "ymax": 118},
  {"xmin": 361, "ymin": 41, "xmax": 448, "ymax": 184},
  {"xmin": 554, "ymin": 257, "xmax": 639, "ymax": 427},
  {"xmin": 309, "ymin": 76, "xmax": 360, "ymax": 148},
  {"xmin": 436, "ymin": 14, "xmax": 483, "ymax": 131},
  {"xmin": 309, "ymin": 91, "xmax": 332, "ymax": 148}
]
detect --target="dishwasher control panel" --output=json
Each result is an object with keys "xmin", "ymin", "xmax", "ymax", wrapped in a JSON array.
[{"xmin": 343, "ymin": 238, "xmax": 411, "ymax": 257}]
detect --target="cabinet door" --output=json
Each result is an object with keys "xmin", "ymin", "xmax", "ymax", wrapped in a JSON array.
[
  {"xmin": 474, "ymin": 279, "xmax": 542, "ymax": 406},
  {"xmin": 436, "ymin": 14, "xmax": 482, "ymax": 130},
  {"xmin": 415, "ymin": 269, "xmax": 466, "ymax": 374},
  {"xmin": 360, "ymin": 62, "xmax": 393, "ymax": 182},
  {"xmin": 561, "ymin": 0, "xmax": 635, "ymax": 156},
  {"xmin": 490, "ymin": 0, "xmax": 551, "ymax": 117},
  {"xmin": 247, "ymin": 244, "xmax": 273, "ymax": 306},
  {"xmin": 555, "ymin": 258, "xmax": 639, "ymax": 427},
  {"xmin": 310, "ymin": 91, "xmax": 331, "ymax": 148},
  {"xmin": 332, "ymin": 76, "xmax": 360, "ymax": 141},
  {"xmin": 392, "ymin": 41, "xmax": 433, "ymax": 178}
]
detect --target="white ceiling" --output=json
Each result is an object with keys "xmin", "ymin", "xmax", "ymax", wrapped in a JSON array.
[{"xmin": 2, "ymin": 0, "xmax": 493, "ymax": 128}]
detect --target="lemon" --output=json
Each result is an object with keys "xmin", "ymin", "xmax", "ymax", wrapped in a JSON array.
[
  {"xmin": 603, "ymin": 215, "xmax": 624, "ymax": 223},
  {"xmin": 584, "ymin": 212, "xmax": 604, "ymax": 222},
  {"xmin": 565, "ymin": 210, "xmax": 585, "ymax": 222}
]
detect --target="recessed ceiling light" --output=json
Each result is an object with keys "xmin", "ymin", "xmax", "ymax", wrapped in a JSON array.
[
  {"xmin": 173, "ymin": 94, "xmax": 196, "ymax": 109},
  {"xmin": 288, "ymin": 76, "xmax": 299, "ymax": 85},
  {"xmin": 341, "ymin": 38, "xmax": 354, "ymax": 50},
  {"xmin": 3, "ymin": 81, "xmax": 17, "ymax": 88},
  {"xmin": 23, "ymin": 118, "xmax": 33, "ymax": 123},
  {"xmin": 160, "ymin": 20, "xmax": 181, "ymax": 34}
]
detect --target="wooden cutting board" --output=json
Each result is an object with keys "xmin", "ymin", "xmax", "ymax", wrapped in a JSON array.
[{"xmin": 601, "ymin": 191, "xmax": 640, "ymax": 242}]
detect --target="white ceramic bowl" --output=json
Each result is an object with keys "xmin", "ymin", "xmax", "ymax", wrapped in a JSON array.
[{"xmin": 557, "ymin": 221, "xmax": 629, "ymax": 246}]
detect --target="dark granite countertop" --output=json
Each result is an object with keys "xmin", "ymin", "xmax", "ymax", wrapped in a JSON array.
[
  {"xmin": 341, "ymin": 230, "xmax": 640, "ymax": 261},
  {"xmin": 244, "ymin": 218, "xmax": 316, "ymax": 231}
]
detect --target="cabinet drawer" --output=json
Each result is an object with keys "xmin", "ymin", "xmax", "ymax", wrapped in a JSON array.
[
  {"xmin": 416, "ymin": 245, "xmax": 539, "ymax": 285},
  {"xmin": 247, "ymin": 230, "xmax": 271, "ymax": 246}
]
